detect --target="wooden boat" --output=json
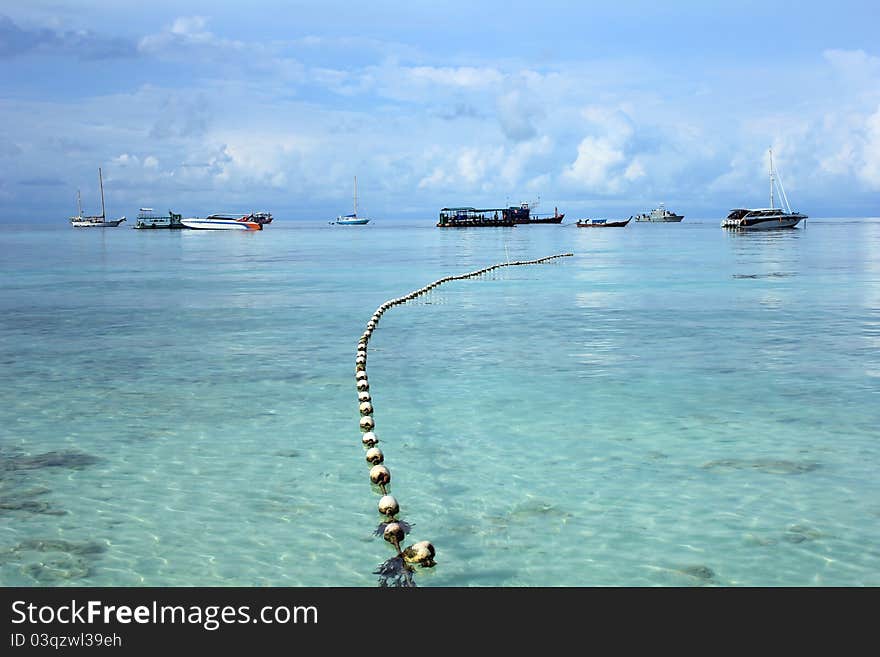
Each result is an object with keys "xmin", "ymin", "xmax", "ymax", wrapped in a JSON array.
[
  {"xmin": 526, "ymin": 207, "xmax": 565, "ymax": 224},
  {"xmin": 576, "ymin": 217, "xmax": 631, "ymax": 228}
]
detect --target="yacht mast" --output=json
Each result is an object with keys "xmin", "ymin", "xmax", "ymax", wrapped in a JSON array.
[
  {"xmin": 768, "ymin": 148, "xmax": 774, "ymax": 210},
  {"xmin": 98, "ymin": 167, "xmax": 106, "ymax": 219},
  {"xmin": 354, "ymin": 176, "xmax": 358, "ymax": 216},
  {"xmin": 76, "ymin": 190, "xmax": 82, "ymax": 217}
]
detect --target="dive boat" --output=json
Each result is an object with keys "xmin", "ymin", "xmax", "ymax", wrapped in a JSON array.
[
  {"xmin": 69, "ymin": 168, "xmax": 126, "ymax": 227},
  {"xmin": 133, "ymin": 208, "xmax": 184, "ymax": 229},
  {"xmin": 576, "ymin": 217, "xmax": 631, "ymax": 228},
  {"xmin": 181, "ymin": 214, "xmax": 262, "ymax": 230},
  {"xmin": 332, "ymin": 177, "xmax": 370, "ymax": 225},
  {"xmin": 722, "ymin": 148, "xmax": 807, "ymax": 230}
]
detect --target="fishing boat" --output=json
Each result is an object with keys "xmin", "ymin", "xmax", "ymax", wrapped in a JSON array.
[
  {"xmin": 527, "ymin": 207, "xmax": 565, "ymax": 224},
  {"xmin": 332, "ymin": 177, "xmax": 370, "ymax": 225},
  {"xmin": 181, "ymin": 214, "xmax": 262, "ymax": 230},
  {"xmin": 69, "ymin": 168, "xmax": 126, "ymax": 227},
  {"xmin": 133, "ymin": 208, "xmax": 184, "ymax": 229},
  {"xmin": 576, "ymin": 217, "xmax": 631, "ymax": 228},
  {"xmin": 721, "ymin": 148, "xmax": 807, "ymax": 230},
  {"xmin": 633, "ymin": 203, "xmax": 683, "ymax": 222}
]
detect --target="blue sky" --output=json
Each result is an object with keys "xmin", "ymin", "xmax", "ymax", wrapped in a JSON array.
[{"xmin": 1, "ymin": 0, "xmax": 878, "ymax": 221}]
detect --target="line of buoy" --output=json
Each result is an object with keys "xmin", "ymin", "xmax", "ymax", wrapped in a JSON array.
[{"xmin": 356, "ymin": 252, "xmax": 573, "ymax": 586}]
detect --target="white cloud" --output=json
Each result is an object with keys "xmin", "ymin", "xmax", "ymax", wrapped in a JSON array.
[{"xmin": 858, "ymin": 105, "xmax": 880, "ymax": 188}]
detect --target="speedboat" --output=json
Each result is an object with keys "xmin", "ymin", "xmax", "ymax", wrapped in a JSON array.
[{"xmin": 181, "ymin": 214, "xmax": 262, "ymax": 230}]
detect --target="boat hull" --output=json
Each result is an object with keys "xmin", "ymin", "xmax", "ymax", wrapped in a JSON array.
[
  {"xmin": 517, "ymin": 213, "xmax": 565, "ymax": 224},
  {"xmin": 635, "ymin": 215, "xmax": 683, "ymax": 222},
  {"xmin": 721, "ymin": 213, "xmax": 805, "ymax": 230},
  {"xmin": 70, "ymin": 217, "xmax": 126, "ymax": 227},
  {"xmin": 334, "ymin": 218, "xmax": 370, "ymax": 225},
  {"xmin": 576, "ymin": 218, "xmax": 631, "ymax": 228},
  {"xmin": 181, "ymin": 218, "xmax": 262, "ymax": 231}
]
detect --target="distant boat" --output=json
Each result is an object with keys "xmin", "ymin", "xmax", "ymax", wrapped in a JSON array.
[
  {"xmin": 721, "ymin": 148, "xmax": 807, "ymax": 230},
  {"xmin": 181, "ymin": 214, "xmax": 262, "ymax": 231},
  {"xmin": 332, "ymin": 177, "xmax": 370, "ymax": 225},
  {"xmin": 133, "ymin": 208, "xmax": 184, "ymax": 229},
  {"xmin": 518, "ymin": 202, "xmax": 565, "ymax": 224},
  {"xmin": 69, "ymin": 168, "xmax": 126, "ymax": 227},
  {"xmin": 576, "ymin": 217, "xmax": 631, "ymax": 228},
  {"xmin": 437, "ymin": 207, "xmax": 516, "ymax": 227},
  {"xmin": 248, "ymin": 211, "xmax": 273, "ymax": 225},
  {"xmin": 633, "ymin": 203, "xmax": 683, "ymax": 222}
]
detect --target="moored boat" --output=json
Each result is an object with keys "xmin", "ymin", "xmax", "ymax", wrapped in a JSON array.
[
  {"xmin": 69, "ymin": 168, "xmax": 126, "ymax": 227},
  {"xmin": 331, "ymin": 177, "xmax": 370, "ymax": 225},
  {"xmin": 633, "ymin": 203, "xmax": 683, "ymax": 222},
  {"xmin": 524, "ymin": 206, "xmax": 565, "ymax": 224},
  {"xmin": 437, "ymin": 207, "xmax": 516, "ymax": 227},
  {"xmin": 722, "ymin": 148, "xmax": 807, "ymax": 230},
  {"xmin": 181, "ymin": 215, "xmax": 262, "ymax": 230},
  {"xmin": 133, "ymin": 208, "xmax": 184, "ymax": 229},
  {"xmin": 576, "ymin": 217, "xmax": 631, "ymax": 228}
]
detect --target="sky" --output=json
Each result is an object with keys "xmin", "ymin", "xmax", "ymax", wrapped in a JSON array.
[{"xmin": 0, "ymin": 0, "xmax": 878, "ymax": 221}]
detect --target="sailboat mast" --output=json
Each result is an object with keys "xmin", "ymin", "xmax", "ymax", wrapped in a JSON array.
[
  {"xmin": 76, "ymin": 190, "xmax": 82, "ymax": 217},
  {"xmin": 768, "ymin": 148, "xmax": 774, "ymax": 210},
  {"xmin": 354, "ymin": 176, "xmax": 358, "ymax": 216},
  {"xmin": 98, "ymin": 167, "xmax": 106, "ymax": 219}
]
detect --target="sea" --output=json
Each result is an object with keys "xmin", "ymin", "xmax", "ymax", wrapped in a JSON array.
[{"xmin": 1, "ymin": 217, "xmax": 878, "ymax": 587}]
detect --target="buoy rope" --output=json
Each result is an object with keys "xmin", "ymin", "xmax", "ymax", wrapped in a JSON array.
[{"xmin": 355, "ymin": 252, "xmax": 574, "ymax": 586}]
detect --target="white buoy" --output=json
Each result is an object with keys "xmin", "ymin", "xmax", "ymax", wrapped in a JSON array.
[
  {"xmin": 378, "ymin": 494, "xmax": 399, "ymax": 517},
  {"xmin": 356, "ymin": 370, "xmax": 368, "ymax": 381},
  {"xmin": 360, "ymin": 415, "xmax": 375, "ymax": 431},
  {"xmin": 365, "ymin": 446, "xmax": 384, "ymax": 464},
  {"xmin": 358, "ymin": 390, "xmax": 371, "ymax": 403},
  {"xmin": 359, "ymin": 401, "xmax": 374, "ymax": 416},
  {"xmin": 369, "ymin": 464, "xmax": 391, "ymax": 485},
  {"xmin": 357, "ymin": 379, "xmax": 370, "ymax": 391},
  {"xmin": 383, "ymin": 522, "xmax": 404, "ymax": 546},
  {"xmin": 402, "ymin": 541, "xmax": 436, "ymax": 567},
  {"xmin": 362, "ymin": 431, "xmax": 379, "ymax": 446}
]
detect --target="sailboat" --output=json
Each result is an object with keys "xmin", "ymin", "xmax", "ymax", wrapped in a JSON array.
[
  {"xmin": 721, "ymin": 148, "xmax": 807, "ymax": 230},
  {"xmin": 69, "ymin": 168, "xmax": 126, "ymax": 227},
  {"xmin": 332, "ymin": 176, "xmax": 370, "ymax": 225}
]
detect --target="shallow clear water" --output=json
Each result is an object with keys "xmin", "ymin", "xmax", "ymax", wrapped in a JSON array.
[{"xmin": 1, "ymin": 218, "xmax": 878, "ymax": 586}]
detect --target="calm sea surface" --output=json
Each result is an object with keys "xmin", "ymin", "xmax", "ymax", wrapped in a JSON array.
[{"xmin": 1, "ymin": 218, "xmax": 878, "ymax": 586}]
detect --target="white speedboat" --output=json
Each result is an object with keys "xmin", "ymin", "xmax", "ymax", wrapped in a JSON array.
[
  {"xmin": 722, "ymin": 148, "xmax": 807, "ymax": 230},
  {"xmin": 181, "ymin": 214, "xmax": 262, "ymax": 230}
]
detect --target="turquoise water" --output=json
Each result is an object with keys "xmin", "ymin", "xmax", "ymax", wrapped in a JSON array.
[{"xmin": 1, "ymin": 218, "xmax": 878, "ymax": 586}]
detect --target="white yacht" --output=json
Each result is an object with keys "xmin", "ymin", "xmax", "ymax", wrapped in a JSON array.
[
  {"xmin": 69, "ymin": 168, "xmax": 126, "ymax": 227},
  {"xmin": 722, "ymin": 149, "xmax": 807, "ymax": 230},
  {"xmin": 331, "ymin": 177, "xmax": 370, "ymax": 225}
]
